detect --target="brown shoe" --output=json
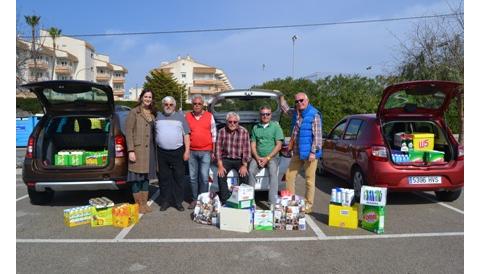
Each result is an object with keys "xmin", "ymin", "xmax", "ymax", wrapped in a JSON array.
[
  {"xmin": 141, "ymin": 191, "xmax": 152, "ymax": 213},
  {"xmin": 187, "ymin": 200, "xmax": 197, "ymax": 210}
]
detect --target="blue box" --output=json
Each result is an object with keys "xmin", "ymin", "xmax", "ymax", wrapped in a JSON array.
[{"xmin": 16, "ymin": 116, "xmax": 40, "ymax": 147}]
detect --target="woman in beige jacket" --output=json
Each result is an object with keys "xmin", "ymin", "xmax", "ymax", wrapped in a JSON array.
[{"xmin": 125, "ymin": 90, "xmax": 157, "ymax": 214}]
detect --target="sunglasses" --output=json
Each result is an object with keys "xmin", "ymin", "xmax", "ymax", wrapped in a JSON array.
[
  {"xmin": 295, "ymin": 99, "xmax": 305, "ymax": 104},
  {"xmin": 228, "ymin": 120, "xmax": 238, "ymax": 124},
  {"xmin": 193, "ymin": 103, "xmax": 203, "ymax": 106},
  {"xmin": 164, "ymin": 103, "xmax": 174, "ymax": 107},
  {"xmin": 260, "ymin": 113, "xmax": 271, "ymax": 116}
]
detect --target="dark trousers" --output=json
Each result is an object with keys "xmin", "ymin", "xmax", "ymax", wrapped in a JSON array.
[
  {"xmin": 157, "ymin": 146, "xmax": 185, "ymax": 206},
  {"xmin": 218, "ymin": 158, "xmax": 248, "ymax": 203}
]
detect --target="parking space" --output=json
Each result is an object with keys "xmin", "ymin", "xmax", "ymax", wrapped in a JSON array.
[{"xmin": 16, "ymin": 169, "xmax": 464, "ymax": 272}]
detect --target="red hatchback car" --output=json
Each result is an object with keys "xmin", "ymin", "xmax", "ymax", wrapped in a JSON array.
[{"xmin": 318, "ymin": 80, "xmax": 464, "ymax": 201}]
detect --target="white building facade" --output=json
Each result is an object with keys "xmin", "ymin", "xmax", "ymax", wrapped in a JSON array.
[
  {"xmin": 156, "ymin": 56, "xmax": 233, "ymax": 103},
  {"xmin": 16, "ymin": 30, "xmax": 128, "ymax": 100}
]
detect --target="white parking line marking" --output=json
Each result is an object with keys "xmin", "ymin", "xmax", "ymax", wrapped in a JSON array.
[
  {"xmin": 16, "ymin": 231, "xmax": 463, "ymax": 244},
  {"xmin": 305, "ymin": 215, "xmax": 326, "ymax": 238},
  {"xmin": 113, "ymin": 188, "xmax": 160, "ymax": 240},
  {"xmin": 16, "ymin": 195, "xmax": 28, "ymax": 202},
  {"xmin": 413, "ymin": 192, "xmax": 464, "ymax": 215}
]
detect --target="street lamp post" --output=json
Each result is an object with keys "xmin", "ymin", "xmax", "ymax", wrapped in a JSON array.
[
  {"xmin": 292, "ymin": 35, "xmax": 298, "ymax": 78},
  {"xmin": 75, "ymin": 66, "xmax": 93, "ymax": 80}
]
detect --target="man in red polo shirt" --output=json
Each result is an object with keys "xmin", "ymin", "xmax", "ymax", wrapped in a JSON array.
[{"xmin": 185, "ymin": 95, "xmax": 217, "ymax": 209}]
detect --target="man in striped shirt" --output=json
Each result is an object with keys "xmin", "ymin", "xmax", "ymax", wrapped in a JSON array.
[{"xmin": 215, "ymin": 112, "xmax": 251, "ymax": 203}]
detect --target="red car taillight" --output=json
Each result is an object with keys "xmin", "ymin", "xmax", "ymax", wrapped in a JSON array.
[
  {"xmin": 115, "ymin": 135, "xmax": 126, "ymax": 157},
  {"xmin": 371, "ymin": 146, "xmax": 388, "ymax": 161},
  {"xmin": 458, "ymin": 145, "xmax": 464, "ymax": 160},
  {"xmin": 26, "ymin": 136, "xmax": 35, "ymax": 159}
]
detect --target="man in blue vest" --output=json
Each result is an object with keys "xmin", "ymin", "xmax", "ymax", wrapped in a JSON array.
[{"xmin": 282, "ymin": 92, "xmax": 322, "ymax": 214}]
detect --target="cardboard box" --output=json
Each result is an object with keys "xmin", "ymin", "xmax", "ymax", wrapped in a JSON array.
[
  {"xmin": 394, "ymin": 133, "xmax": 413, "ymax": 149},
  {"xmin": 112, "ymin": 203, "xmax": 139, "ymax": 228},
  {"xmin": 55, "ymin": 151, "xmax": 71, "ymax": 166},
  {"xmin": 219, "ymin": 206, "xmax": 253, "ymax": 233},
  {"xmin": 361, "ymin": 205, "xmax": 385, "ymax": 234},
  {"xmin": 425, "ymin": 150, "xmax": 445, "ymax": 163},
  {"xmin": 412, "ymin": 133, "xmax": 434, "ymax": 151},
  {"xmin": 328, "ymin": 203, "xmax": 359, "ymax": 229},
  {"xmin": 64, "ymin": 205, "xmax": 92, "ymax": 227},
  {"xmin": 91, "ymin": 207, "xmax": 113, "ymax": 227},
  {"xmin": 408, "ymin": 150, "xmax": 425, "ymax": 163},
  {"xmin": 230, "ymin": 184, "xmax": 254, "ymax": 202},
  {"xmin": 254, "ymin": 210, "xmax": 273, "ymax": 231},
  {"xmin": 193, "ymin": 192, "xmax": 221, "ymax": 226},
  {"xmin": 226, "ymin": 198, "xmax": 254, "ymax": 209},
  {"xmin": 360, "ymin": 186, "xmax": 387, "ymax": 207}
]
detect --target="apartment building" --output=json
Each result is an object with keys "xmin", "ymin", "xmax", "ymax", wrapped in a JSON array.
[
  {"xmin": 156, "ymin": 55, "xmax": 233, "ymax": 103},
  {"xmin": 16, "ymin": 30, "xmax": 127, "ymax": 100}
]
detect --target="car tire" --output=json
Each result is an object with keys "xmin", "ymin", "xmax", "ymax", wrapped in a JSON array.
[
  {"xmin": 316, "ymin": 159, "xmax": 327, "ymax": 176},
  {"xmin": 27, "ymin": 188, "xmax": 54, "ymax": 205},
  {"xmin": 351, "ymin": 167, "xmax": 366, "ymax": 201},
  {"xmin": 434, "ymin": 189, "xmax": 462, "ymax": 202}
]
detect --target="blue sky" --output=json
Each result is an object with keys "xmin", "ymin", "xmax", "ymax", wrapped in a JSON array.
[{"xmin": 16, "ymin": 0, "xmax": 463, "ymax": 91}]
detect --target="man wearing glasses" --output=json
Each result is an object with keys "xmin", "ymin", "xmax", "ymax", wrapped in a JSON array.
[
  {"xmin": 155, "ymin": 96, "xmax": 191, "ymax": 212},
  {"xmin": 184, "ymin": 95, "xmax": 217, "ymax": 210},
  {"xmin": 280, "ymin": 92, "xmax": 322, "ymax": 214},
  {"xmin": 248, "ymin": 106, "xmax": 284, "ymax": 207},
  {"xmin": 215, "ymin": 112, "xmax": 251, "ymax": 204}
]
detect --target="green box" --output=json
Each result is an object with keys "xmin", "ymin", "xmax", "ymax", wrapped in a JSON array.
[
  {"xmin": 254, "ymin": 210, "xmax": 273, "ymax": 231},
  {"xmin": 361, "ymin": 205, "xmax": 385, "ymax": 234},
  {"xmin": 425, "ymin": 150, "xmax": 445, "ymax": 163},
  {"xmin": 408, "ymin": 150, "xmax": 424, "ymax": 163},
  {"xmin": 54, "ymin": 151, "xmax": 71, "ymax": 166},
  {"xmin": 226, "ymin": 198, "xmax": 254, "ymax": 209},
  {"xmin": 70, "ymin": 151, "xmax": 85, "ymax": 166}
]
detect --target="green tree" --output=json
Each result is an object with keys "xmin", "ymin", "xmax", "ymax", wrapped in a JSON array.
[
  {"xmin": 395, "ymin": 8, "xmax": 463, "ymax": 143},
  {"xmin": 24, "ymin": 15, "xmax": 41, "ymax": 82},
  {"xmin": 143, "ymin": 69, "xmax": 187, "ymax": 110},
  {"xmin": 47, "ymin": 27, "xmax": 62, "ymax": 80}
]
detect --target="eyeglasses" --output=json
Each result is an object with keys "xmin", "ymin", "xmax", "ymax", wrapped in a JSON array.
[
  {"xmin": 295, "ymin": 99, "xmax": 305, "ymax": 104},
  {"xmin": 193, "ymin": 103, "xmax": 203, "ymax": 106},
  {"xmin": 228, "ymin": 120, "xmax": 238, "ymax": 124},
  {"xmin": 164, "ymin": 103, "xmax": 174, "ymax": 107},
  {"xmin": 260, "ymin": 113, "xmax": 271, "ymax": 116}
]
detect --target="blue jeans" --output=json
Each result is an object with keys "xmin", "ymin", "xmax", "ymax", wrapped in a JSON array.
[{"xmin": 188, "ymin": 150, "xmax": 211, "ymax": 200}]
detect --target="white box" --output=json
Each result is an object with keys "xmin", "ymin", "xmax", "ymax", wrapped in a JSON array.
[
  {"xmin": 254, "ymin": 210, "xmax": 273, "ymax": 231},
  {"xmin": 360, "ymin": 186, "xmax": 387, "ymax": 206},
  {"xmin": 230, "ymin": 184, "xmax": 254, "ymax": 202},
  {"xmin": 220, "ymin": 207, "xmax": 253, "ymax": 233}
]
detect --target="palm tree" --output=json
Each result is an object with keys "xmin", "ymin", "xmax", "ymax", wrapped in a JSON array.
[
  {"xmin": 47, "ymin": 27, "xmax": 62, "ymax": 80},
  {"xmin": 24, "ymin": 15, "xmax": 41, "ymax": 81}
]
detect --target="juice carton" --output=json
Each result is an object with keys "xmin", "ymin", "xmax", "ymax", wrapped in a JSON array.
[
  {"xmin": 361, "ymin": 205, "xmax": 385, "ymax": 234},
  {"xmin": 254, "ymin": 210, "xmax": 274, "ymax": 231},
  {"xmin": 112, "ymin": 203, "xmax": 139, "ymax": 228},
  {"xmin": 64, "ymin": 205, "xmax": 92, "ymax": 227},
  {"xmin": 91, "ymin": 207, "xmax": 113, "ymax": 227},
  {"xmin": 70, "ymin": 150, "xmax": 85, "ymax": 166}
]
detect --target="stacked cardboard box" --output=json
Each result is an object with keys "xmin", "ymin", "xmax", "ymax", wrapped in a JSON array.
[
  {"xmin": 112, "ymin": 203, "xmax": 139, "ymax": 228},
  {"xmin": 273, "ymin": 194, "xmax": 307, "ymax": 231},
  {"xmin": 328, "ymin": 188, "xmax": 358, "ymax": 229},
  {"xmin": 64, "ymin": 205, "xmax": 93, "ymax": 227},
  {"xmin": 220, "ymin": 184, "xmax": 255, "ymax": 233},
  {"xmin": 360, "ymin": 186, "xmax": 387, "ymax": 234}
]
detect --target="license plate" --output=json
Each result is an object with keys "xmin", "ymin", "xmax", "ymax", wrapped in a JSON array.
[{"xmin": 408, "ymin": 176, "xmax": 442, "ymax": 184}]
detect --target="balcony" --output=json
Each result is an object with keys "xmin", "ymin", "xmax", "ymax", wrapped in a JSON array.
[
  {"xmin": 27, "ymin": 60, "xmax": 49, "ymax": 70},
  {"xmin": 55, "ymin": 65, "xmax": 73, "ymax": 75},
  {"xmin": 189, "ymin": 88, "xmax": 220, "ymax": 95},
  {"xmin": 96, "ymin": 73, "xmax": 110, "ymax": 82},
  {"xmin": 113, "ymin": 89, "xmax": 125, "ymax": 98},
  {"xmin": 28, "ymin": 76, "xmax": 50, "ymax": 82},
  {"xmin": 112, "ymin": 76, "xmax": 125, "ymax": 84},
  {"xmin": 193, "ymin": 67, "xmax": 216, "ymax": 74}
]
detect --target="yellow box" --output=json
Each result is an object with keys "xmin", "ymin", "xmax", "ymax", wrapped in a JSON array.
[
  {"xmin": 412, "ymin": 133, "xmax": 434, "ymax": 151},
  {"xmin": 112, "ymin": 203, "xmax": 139, "ymax": 228},
  {"xmin": 328, "ymin": 203, "xmax": 359, "ymax": 229}
]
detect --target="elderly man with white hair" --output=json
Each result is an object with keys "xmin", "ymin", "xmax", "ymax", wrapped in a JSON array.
[
  {"xmin": 155, "ymin": 96, "xmax": 191, "ymax": 212},
  {"xmin": 215, "ymin": 112, "xmax": 251, "ymax": 204}
]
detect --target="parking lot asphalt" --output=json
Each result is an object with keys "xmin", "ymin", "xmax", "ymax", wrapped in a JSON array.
[{"xmin": 16, "ymin": 161, "xmax": 464, "ymax": 273}]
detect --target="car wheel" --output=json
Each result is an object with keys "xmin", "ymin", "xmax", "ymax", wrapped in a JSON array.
[
  {"xmin": 316, "ymin": 159, "xmax": 327, "ymax": 176},
  {"xmin": 434, "ymin": 189, "xmax": 462, "ymax": 202},
  {"xmin": 351, "ymin": 167, "xmax": 366, "ymax": 201},
  {"xmin": 27, "ymin": 188, "xmax": 54, "ymax": 205}
]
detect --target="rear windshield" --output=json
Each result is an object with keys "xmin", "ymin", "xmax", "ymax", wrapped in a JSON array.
[
  {"xmin": 41, "ymin": 87, "xmax": 109, "ymax": 105},
  {"xmin": 213, "ymin": 96, "xmax": 279, "ymax": 112},
  {"xmin": 384, "ymin": 89, "xmax": 446, "ymax": 110},
  {"xmin": 45, "ymin": 116, "xmax": 111, "ymax": 134}
]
